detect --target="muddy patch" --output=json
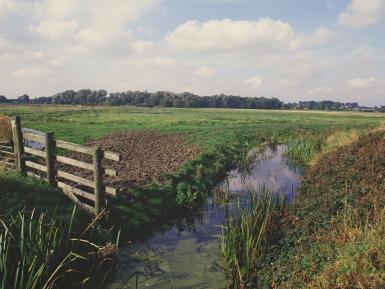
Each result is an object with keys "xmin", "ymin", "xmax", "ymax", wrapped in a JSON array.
[{"xmin": 62, "ymin": 131, "xmax": 201, "ymax": 191}]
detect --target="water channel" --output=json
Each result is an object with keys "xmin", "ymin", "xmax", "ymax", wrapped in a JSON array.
[{"xmin": 106, "ymin": 145, "xmax": 302, "ymax": 289}]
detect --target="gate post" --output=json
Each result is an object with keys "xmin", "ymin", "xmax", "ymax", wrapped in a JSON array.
[
  {"xmin": 45, "ymin": 132, "xmax": 56, "ymax": 186},
  {"xmin": 93, "ymin": 147, "xmax": 103, "ymax": 216},
  {"xmin": 11, "ymin": 116, "xmax": 25, "ymax": 173}
]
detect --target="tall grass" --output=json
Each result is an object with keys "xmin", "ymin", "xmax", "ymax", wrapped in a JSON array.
[
  {"xmin": 221, "ymin": 191, "xmax": 285, "ymax": 288},
  {"xmin": 0, "ymin": 208, "xmax": 118, "ymax": 289},
  {"xmin": 284, "ymin": 134, "xmax": 325, "ymax": 164}
]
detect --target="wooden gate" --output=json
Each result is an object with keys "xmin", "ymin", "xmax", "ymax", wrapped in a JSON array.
[{"xmin": 1, "ymin": 116, "xmax": 121, "ymax": 216}]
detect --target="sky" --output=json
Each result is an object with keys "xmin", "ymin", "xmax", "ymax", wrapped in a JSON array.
[{"xmin": 0, "ymin": 0, "xmax": 385, "ymax": 105}]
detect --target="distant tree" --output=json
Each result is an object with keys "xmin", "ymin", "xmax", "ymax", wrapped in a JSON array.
[
  {"xmin": 0, "ymin": 95, "xmax": 8, "ymax": 103},
  {"xmin": 173, "ymin": 98, "xmax": 185, "ymax": 108},
  {"xmin": 18, "ymin": 94, "xmax": 30, "ymax": 104}
]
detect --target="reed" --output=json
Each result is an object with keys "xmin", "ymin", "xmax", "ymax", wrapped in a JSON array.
[
  {"xmin": 0, "ymin": 208, "xmax": 118, "ymax": 289},
  {"xmin": 284, "ymin": 133, "xmax": 325, "ymax": 164},
  {"xmin": 221, "ymin": 190, "xmax": 285, "ymax": 288}
]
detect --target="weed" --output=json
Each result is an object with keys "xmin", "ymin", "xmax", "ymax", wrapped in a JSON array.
[{"xmin": 221, "ymin": 190, "xmax": 285, "ymax": 288}]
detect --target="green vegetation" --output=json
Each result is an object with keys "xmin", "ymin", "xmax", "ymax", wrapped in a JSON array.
[
  {"xmin": 0, "ymin": 105, "xmax": 384, "ymax": 149},
  {"xmin": 220, "ymin": 127, "xmax": 385, "ymax": 288},
  {"xmin": 111, "ymin": 143, "xmax": 241, "ymax": 239},
  {"xmin": 284, "ymin": 133, "xmax": 325, "ymax": 164},
  {"xmin": 2, "ymin": 106, "xmax": 385, "ymax": 288},
  {"xmin": 261, "ymin": 129, "xmax": 385, "ymax": 289},
  {"xmin": 0, "ymin": 172, "xmax": 118, "ymax": 289},
  {"xmin": 0, "ymin": 171, "xmax": 72, "ymax": 218},
  {"xmin": 221, "ymin": 191, "xmax": 285, "ymax": 288}
]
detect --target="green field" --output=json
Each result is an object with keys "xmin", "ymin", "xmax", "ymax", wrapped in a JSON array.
[
  {"xmin": 2, "ymin": 105, "xmax": 385, "ymax": 289},
  {"xmin": 1, "ymin": 105, "xmax": 384, "ymax": 149}
]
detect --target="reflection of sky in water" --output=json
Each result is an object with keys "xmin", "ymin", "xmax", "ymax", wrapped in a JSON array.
[
  {"xmin": 106, "ymin": 145, "xmax": 302, "ymax": 289},
  {"xmin": 224, "ymin": 145, "xmax": 302, "ymax": 202}
]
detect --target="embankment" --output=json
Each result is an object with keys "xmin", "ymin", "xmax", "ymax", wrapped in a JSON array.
[{"xmin": 255, "ymin": 129, "xmax": 385, "ymax": 288}]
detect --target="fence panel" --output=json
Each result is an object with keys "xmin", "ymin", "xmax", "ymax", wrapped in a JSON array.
[{"xmin": 7, "ymin": 116, "xmax": 121, "ymax": 216}]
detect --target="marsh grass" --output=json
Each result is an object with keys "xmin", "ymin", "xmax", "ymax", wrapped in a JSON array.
[
  {"xmin": 0, "ymin": 171, "xmax": 119, "ymax": 289},
  {"xmin": 0, "ymin": 208, "xmax": 119, "ymax": 289},
  {"xmin": 284, "ymin": 134, "xmax": 325, "ymax": 164},
  {"xmin": 221, "ymin": 190, "xmax": 285, "ymax": 288}
]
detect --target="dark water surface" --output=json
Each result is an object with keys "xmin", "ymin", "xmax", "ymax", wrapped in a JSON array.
[{"xmin": 106, "ymin": 145, "xmax": 302, "ymax": 289}]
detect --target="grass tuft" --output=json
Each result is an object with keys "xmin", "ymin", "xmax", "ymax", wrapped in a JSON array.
[{"xmin": 221, "ymin": 190, "xmax": 285, "ymax": 288}]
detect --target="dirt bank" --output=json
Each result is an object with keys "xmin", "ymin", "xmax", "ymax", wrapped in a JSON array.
[{"xmin": 78, "ymin": 131, "xmax": 201, "ymax": 189}]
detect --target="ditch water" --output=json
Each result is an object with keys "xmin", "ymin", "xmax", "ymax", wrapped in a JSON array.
[{"xmin": 106, "ymin": 145, "xmax": 302, "ymax": 289}]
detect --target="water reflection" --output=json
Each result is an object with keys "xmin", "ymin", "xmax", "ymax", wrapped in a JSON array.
[{"xmin": 106, "ymin": 145, "xmax": 302, "ymax": 289}]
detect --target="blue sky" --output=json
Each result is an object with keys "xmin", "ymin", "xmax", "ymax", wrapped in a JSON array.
[{"xmin": 0, "ymin": 0, "xmax": 384, "ymax": 105}]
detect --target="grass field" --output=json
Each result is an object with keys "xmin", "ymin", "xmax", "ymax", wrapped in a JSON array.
[{"xmin": 1, "ymin": 105, "xmax": 384, "ymax": 150}]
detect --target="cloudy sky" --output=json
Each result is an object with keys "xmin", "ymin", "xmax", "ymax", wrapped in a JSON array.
[{"xmin": 0, "ymin": 0, "xmax": 384, "ymax": 105}]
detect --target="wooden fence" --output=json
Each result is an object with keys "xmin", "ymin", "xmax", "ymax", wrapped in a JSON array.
[{"xmin": 0, "ymin": 116, "xmax": 121, "ymax": 216}]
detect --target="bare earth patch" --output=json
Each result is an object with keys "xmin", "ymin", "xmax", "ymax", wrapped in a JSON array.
[{"xmin": 84, "ymin": 131, "xmax": 201, "ymax": 188}]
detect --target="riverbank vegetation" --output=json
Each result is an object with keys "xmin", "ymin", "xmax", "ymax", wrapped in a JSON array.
[
  {"xmin": 221, "ymin": 191, "xmax": 286, "ymax": 288},
  {"xmin": 221, "ymin": 126, "xmax": 385, "ymax": 288},
  {"xmin": 0, "ymin": 171, "xmax": 119, "ymax": 289}
]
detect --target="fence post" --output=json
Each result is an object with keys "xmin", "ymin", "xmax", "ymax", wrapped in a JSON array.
[
  {"xmin": 45, "ymin": 132, "xmax": 56, "ymax": 186},
  {"xmin": 93, "ymin": 147, "xmax": 103, "ymax": 216},
  {"xmin": 11, "ymin": 116, "xmax": 25, "ymax": 173}
]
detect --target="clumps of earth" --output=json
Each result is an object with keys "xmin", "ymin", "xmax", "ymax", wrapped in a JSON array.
[{"xmin": 83, "ymin": 131, "xmax": 201, "ymax": 188}]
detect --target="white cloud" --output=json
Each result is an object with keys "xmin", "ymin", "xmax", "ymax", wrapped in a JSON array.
[
  {"xmin": 32, "ymin": 19, "xmax": 79, "ymax": 41},
  {"xmin": 338, "ymin": 0, "xmax": 385, "ymax": 28},
  {"xmin": 195, "ymin": 66, "xmax": 217, "ymax": 76},
  {"xmin": 291, "ymin": 27, "xmax": 334, "ymax": 49},
  {"xmin": 348, "ymin": 77, "xmax": 376, "ymax": 88},
  {"xmin": 0, "ymin": 0, "xmax": 17, "ymax": 18},
  {"xmin": 167, "ymin": 18, "xmax": 295, "ymax": 52},
  {"xmin": 75, "ymin": 27, "xmax": 104, "ymax": 44},
  {"xmin": 11, "ymin": 67, "xmax": 50, "ymax": 79},
  {"xmin": 244, "ymin": 76, "xmax": 263, "ymax": 88},
  {"xmin": 0, "ymin": 35, "xmax": 11, "ymax": 50},
  {"xmin": 309, "ymin": 86, "xmax": 334, "ymax": 97},
  {"xmin": 166, "ymin": 18, "xmax": 332, "ymax": 52},
  {"xmin": 132, "ymin": 40, "xmax": 155, "ymax": 53},
  {"xmin": 36, "ymin": 0, "xmax": 159, "ymax": 25},
  {"xmin": 1, "ymin": 0, "xmax": 385, "ymax": 106}
]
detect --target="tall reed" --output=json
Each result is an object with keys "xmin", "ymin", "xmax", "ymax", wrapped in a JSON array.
[
  {"xmin": 284, "ymin": 134, "xmax": 325, "ymax": 164},
  {"xmin": 0, "ymin": 208, "xmax": 118, "ymax": 289},
  {"xmin": 221, "ymin": 190, "xmax": 285, "ymax": 288}
]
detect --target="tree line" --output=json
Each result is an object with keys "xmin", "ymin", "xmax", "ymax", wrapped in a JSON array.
[{"xmin": 0, "ymin": 90, "xmax": 384, "ymax": 112}]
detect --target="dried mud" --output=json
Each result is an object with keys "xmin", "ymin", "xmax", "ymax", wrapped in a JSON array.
[{"xmin": 58, "ymin": 131, "xmax": 201, "ymax": 192}]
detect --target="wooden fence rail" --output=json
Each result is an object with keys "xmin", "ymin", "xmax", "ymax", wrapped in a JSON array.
[{"xmin": 4, "ymin": 116, "xmax": 121, "ymax": 216}]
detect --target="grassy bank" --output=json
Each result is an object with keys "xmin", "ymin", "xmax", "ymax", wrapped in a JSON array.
[
  {"xmin": 221, "ymin": 127, "xmax": 385, "ymax": 288},
  {"xmin": 0, "ymin": 171, "xmax": 118, "ymax": 289},
  {"xmin": 264, "ymin": 129, "xmax": 385, "ymax": 288},
  {"xmin": 109, "ymin": 137, "xmax": 252, "ymax": 239}
]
